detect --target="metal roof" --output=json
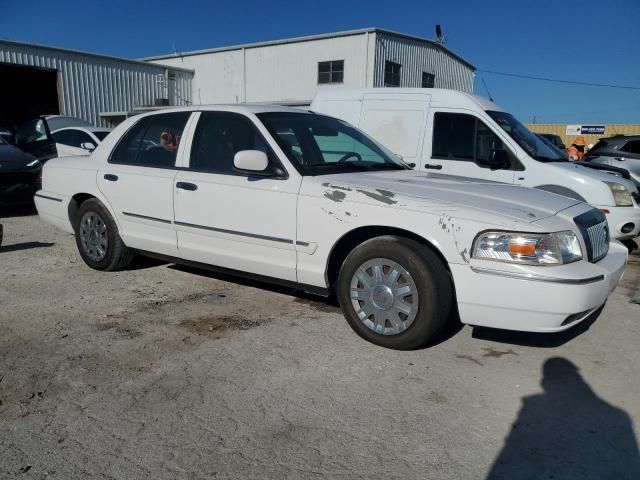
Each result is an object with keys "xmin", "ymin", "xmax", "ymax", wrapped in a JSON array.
[
  {"xmin": 142, "ymin": 28, "xmax": 475, "ymax": 70},
  {"xmin": 0, "ymin": 38, "xmax": 194, "ymax": 73}
]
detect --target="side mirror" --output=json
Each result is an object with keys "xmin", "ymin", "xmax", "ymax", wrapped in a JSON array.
[
  {"xmin": 81, "ymin": 142, "xmax": 96, "ymax": 151},
  {"xmin": 234, "ymin": 150, "xmax": 269, "ymax": 174},
  {"xmin": 488, "ymin": 149, "xmax": 511, "ymax": 170}
]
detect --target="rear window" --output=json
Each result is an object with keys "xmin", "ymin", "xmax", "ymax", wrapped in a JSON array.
[{"xmin": 589, "ymin": 140, "xmax": 608, "ymax": 153}]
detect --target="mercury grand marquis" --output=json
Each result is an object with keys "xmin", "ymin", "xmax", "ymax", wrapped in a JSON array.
[{"xmin": 35, "ymin": 106, "xmax": 627, "ymax": 349}]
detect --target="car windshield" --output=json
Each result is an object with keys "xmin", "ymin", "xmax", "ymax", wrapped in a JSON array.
[
  {"xmin": 257, "ymin": 112, "xmax": 410, "ymax": 175},
  {"xmin": 488, "ymin": 111, "xmax": 566, "ymax": 162}
]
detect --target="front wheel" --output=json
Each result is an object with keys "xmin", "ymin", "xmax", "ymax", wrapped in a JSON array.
[
  {"xmin": 337, "ymin": 236, "xmax": 452, "ymax": 350},
  {"xmin": 75, "ymin": 198, "xmax": 133, "ymax": 271}
]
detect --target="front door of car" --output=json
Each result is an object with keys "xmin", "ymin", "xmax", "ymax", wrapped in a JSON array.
[
  {"xmin": 13, "ymin": 117, "xmax": 57, "ymax": 162},
  {"xmin": 97, "ymin": 112, "xmax": 192, "ymax": 257},
  {"xmin": 422, "ymin": 111, "xmax": 516, "ymax": 184},
  {"xmin": 52, "ymin": 129, "xmax": 97, "ymax": 157},
  {"xmin": 173, "ymin": 111, "xmax": 299, "ymax": 281}
]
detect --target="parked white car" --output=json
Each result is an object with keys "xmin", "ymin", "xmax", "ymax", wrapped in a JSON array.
[
  {"xmin": 52, "ymin": 126, "xmax": 111, "ymax": 156},
  {"xmin": 35, "ymin": 106, "xmax": 627, "ymax": 349},
  {"xmin": 311, "ymin": 88, "xmax": 640, "ymax": 241}
]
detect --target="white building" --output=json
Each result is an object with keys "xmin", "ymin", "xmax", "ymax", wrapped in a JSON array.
[
  {"xmin": 144, "ymin": 28, "xmax": 475, "ymax": 107},
  {"xmin": 0, "ymin": 39, "xmax": 193, "ymax": 127}
]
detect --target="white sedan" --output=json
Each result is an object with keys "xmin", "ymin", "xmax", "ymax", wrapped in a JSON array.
[
  {"xmin": 51, "ymin": 126, "xmax": 111, "ymax": 156},
  {"xmin": 35, "ymin": 105, "xmax": 627, "ymax": 349}
]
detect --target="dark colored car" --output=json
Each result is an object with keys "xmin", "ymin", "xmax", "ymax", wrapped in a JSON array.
[
  {"xmin": 0, "ymin": 135, "xmax": 42, "ymax": 205},
  {"xmin": 585, "ymin": 135, "xmax": 640, "ymax": 187},
  {"xmin": 538, "ymin": 133, "xmax": 566, "ymax": 150}
]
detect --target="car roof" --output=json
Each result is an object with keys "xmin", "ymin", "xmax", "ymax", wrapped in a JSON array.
[
  {"xmin": 53, "ymin": 126, "xmax": 112, "ymax": 133},
  {"xmin": 601, "ymin": 134, "xmax": 640, "ymax": 142},
  {"xmin": 312, "ymin": 87, "xmax": 506, "ymax": 113},
  {"xmin": 136, "ymin": 104, "xmax": 312, "ymax": 117}
]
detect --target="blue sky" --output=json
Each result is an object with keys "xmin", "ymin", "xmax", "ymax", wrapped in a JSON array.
[{"xmin": 2, "ymin": 0, "xmax": 639, "ymax": 124}]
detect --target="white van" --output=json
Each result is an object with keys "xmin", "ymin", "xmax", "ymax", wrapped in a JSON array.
[{"xmin": 311, "ymin": 88, "xmax": 640, "ymax": 240}]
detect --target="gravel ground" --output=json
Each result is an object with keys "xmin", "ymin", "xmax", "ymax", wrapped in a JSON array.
[{"xmin": 1, "ymin": 210, "xmax": 639, "ymax": 479}]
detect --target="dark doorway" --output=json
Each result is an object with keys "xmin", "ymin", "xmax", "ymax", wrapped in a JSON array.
[{"xmin": 0, "ymin": 62, "xmax": 60, "ymax": 126}]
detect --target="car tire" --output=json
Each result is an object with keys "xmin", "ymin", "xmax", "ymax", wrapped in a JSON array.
[
  {"xmin": 74, "ymin": 198, "xmax": 133, "ymax": 271},
  {"xmin": 337, "ymin": 235, "xmax": 452, "ymax": 350}
]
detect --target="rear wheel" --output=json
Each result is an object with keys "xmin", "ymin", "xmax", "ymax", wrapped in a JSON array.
[
  {"xmin": 337, "ymin": 236, "xmax": 452, "ymax": 350},
  {"xmin": 75, "ymin": 198, "xmax": 133, "ymax": 271}
]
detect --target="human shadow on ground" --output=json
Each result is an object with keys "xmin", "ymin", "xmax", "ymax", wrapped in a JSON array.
[{"xmin": 486, "ymin": 357, "xmax": 640, "ymax": 480}]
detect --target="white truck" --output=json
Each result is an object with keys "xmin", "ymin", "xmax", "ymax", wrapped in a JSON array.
[{"xmin": 311, "ymin": 88, "xmax": 640, "ymax": 241}]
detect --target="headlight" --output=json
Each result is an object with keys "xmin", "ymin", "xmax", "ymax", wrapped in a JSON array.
[
  {"xmin": 26, "ymin": 159, "xmax": 41, "ymax": 168},
  {"xmin": 605, "ymin": 182, "xmax": 633, "ymax": 207},
  {"xmin": 472, "ymin": 231, "xmax": 583, "ymax": 265}
]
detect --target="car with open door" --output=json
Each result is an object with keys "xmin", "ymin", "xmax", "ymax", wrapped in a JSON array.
[{"xmin": 35, "ymin": 106, "xmax": 627, "ymax": 349}]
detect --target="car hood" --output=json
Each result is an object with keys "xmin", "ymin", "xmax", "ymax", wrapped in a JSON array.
[
  {"xmin": 313, "ymin": 170, "xmax": 581, "ymax": 223},
  {"xmin": 553, "ymin": 162, "xmax": 638, "ymax": 191},
  {"xmin": 0, "ymin": 144, "xmax": 38, "ymax": 172}
]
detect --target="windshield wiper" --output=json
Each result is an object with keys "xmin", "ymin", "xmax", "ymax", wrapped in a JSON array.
[{"xmin": 308, "ymin": 162, "xmax": 373, "ymax": 171}]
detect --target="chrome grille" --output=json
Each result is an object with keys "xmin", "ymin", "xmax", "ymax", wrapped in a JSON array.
[
  {"xmin": 574, "ymin": 209, "xmax": 609, "ymax": 263},
  {"xmin": 586, "ymin": 221, "xmax": 609, "ymax": 263}
]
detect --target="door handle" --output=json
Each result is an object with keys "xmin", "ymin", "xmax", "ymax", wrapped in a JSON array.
[
  {"xmin": 103, "ymin": 174, "xmax": 118, "ymax": 181},
  {"xmin": 176, "ymin": 182, "xmax": 198, "ymax": 191},
  {"xmin": 424, "ymin": 164, "xmax": 443, "ymax": 170},
  {"xmin": 614, "ymin": 157, "xmax": 625, "ymax": 161}
]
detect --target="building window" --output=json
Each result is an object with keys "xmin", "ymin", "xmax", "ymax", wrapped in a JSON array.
[
  {"xmin": 422, "ymin": 72, "xmax": 435, "ymax": 88},
  {"xmin": 318, "ymin": 60, "xmax": 344, "ymax": 84},
  {"xmin": 384, "ymin": 61, "xmax": 401, "ymax": 87}
]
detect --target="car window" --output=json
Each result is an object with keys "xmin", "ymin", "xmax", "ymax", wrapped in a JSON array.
[
  {"xmin": 110, "ymin": 113, "xmax": 190, "ymax": 167},
  {"xmin": 189, "ymin": 112, "xmax": 280, "ymax": 175},
  {"xmin": 15, "ymin": 118, "xmax": 49, "ymax": 145},
  {"xmin": 432, "ymin": 112, "xmax": 504, "ymax": 165},
  {"xmin": 258, "ymin": 112, "xmax": 407, "ymax": 175},
  {"xmin": 52, "ymin": 130, "xmax": 75, "ymax": 146},
  {"xmin": 73, "ymin": 130, "xmax": 95, "ymax": 148},
  {"xmin": 589, "ymin": 140, "xmax": 608, "ymax": 153},
  {"xmin": 621, "ymin": 140, "xmax": 640, "ymax": 155},
  {"xmin": 488, "ymin": 111, "xmax": 562, "ymax": 162}
]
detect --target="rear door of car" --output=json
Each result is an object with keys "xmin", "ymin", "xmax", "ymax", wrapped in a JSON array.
[
  {"xmin": 97, "ymin": 112, "xmax": 192, "ymax": 257},
  {"xmin": 13, "ymin": 116, "xmax": 57, "ymax": 161},
  {"xmin": 173, "ymin": 111, "xmax": 299, "ymax": 281}
]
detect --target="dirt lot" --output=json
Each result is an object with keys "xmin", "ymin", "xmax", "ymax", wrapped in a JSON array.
[{"xmin": 1, "ymin": 210, "xmax": 640, "ymax": 479}]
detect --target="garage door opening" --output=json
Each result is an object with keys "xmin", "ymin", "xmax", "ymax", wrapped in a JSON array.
[{"xmin": 0, "ymin": 62, "xmax": 60, "ymax": 127}]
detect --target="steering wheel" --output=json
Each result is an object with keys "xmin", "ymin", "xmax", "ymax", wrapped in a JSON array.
[{"xmin": 337, "ymin": 152, "xmax": 363, "ymax": 163}]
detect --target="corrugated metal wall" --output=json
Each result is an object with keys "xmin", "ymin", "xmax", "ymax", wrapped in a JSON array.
[
  {"xmin": 528, "ymin": 124, "xmax": 640, "ymax": 148},
  {"xmin": 0, "ymin": 40, "xmax": 193, "ymax": 126},
  {"xmin": 372, "ymin": 33, "xmax": 474, "ymax": 92}
]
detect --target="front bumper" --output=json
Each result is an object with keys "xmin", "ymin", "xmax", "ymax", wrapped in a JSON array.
[
  {"xmin": 598, "ymin": 205, "xmax": 640, "ymax": 240},
  {"xmin": 451, "ymin": 241, "xmax": 628, "ymax": 332}
]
